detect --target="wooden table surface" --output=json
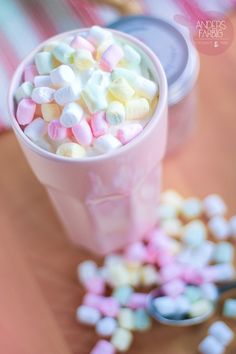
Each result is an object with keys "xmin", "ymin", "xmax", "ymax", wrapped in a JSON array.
[{"xmin": 1, "ymin": 13, "xmax": 236, "ymax": 354}]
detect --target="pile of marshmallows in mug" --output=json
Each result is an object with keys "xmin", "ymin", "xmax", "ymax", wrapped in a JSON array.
[
  {"xmin": 14, "ymin": 26, "xmax": 158, "ymax": 157},
  {"xmin": 77, "ymin": 191, "xmax": 236, "ymax": 354}
]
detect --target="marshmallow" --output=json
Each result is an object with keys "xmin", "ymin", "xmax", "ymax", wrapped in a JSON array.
[
  {"xmin": 157, "ymin": 203, "xmax": 178, "ymax": 220},
  {"xmin": 111, "ymin": 328, "xmax": 133, "ymax": 352},
  {"xmin": 90, "ymin": 340, "xmax": 115, "ymax": 354},
  {"xmin": 128, "ymin": 293, "xmax": 148, "ymax": 310},
  {"xmin": 189, "ymin": 299, "xmax": 213, "ymax": 318},
  {"xmin": 96, "ymin": 317, "xmax": 117, "ymax": 337},
  {"xmin": 48, "ymin": 120, "xmax": 67, "ymax": 141},
  {"xmin": 24, "ymin": 117, "xmax": 47, "ymax": 142},
  {"xmin": 93, "ymin": 134, "xmax": 121, "ymax": 153},
  {"xmin": 125, "ymin": 242, "xmax": 147, "ymax": 263},
  {"xmin": 107, "ymin": 263, "xmax": 130, "ymax": 287},
  {"xmin": 99, "ymin": 297, "xmax": 120, "ymax": 317},
  {"xmin": 208, "ymin": 321, "xmax": 234, "ymax": 346},
  {"xmin": 35, "ymin": 51, "xmax": 54, "ymax": 74},
  {"xmin": 87, "ymin": 26, "xmax": 112, "ymax": 46},
  {"xmin": 134, "ymin": 309, "xmax": 151, "ymax": 331},
  {"xmin": 123, "ymin": 44, "xmax": 141, "ymax": 66},
  {"xmin": 72, "ymin": 119, "xmax": 93, "ymax": 146},
  {"xmin": 100, "ymin": 44, "xmax": 123, "ymax": 72},
  {"xmin": 126, "ymin": 98, "xmax": 149, "ymax": 120},
  {"xmin": 162, "ymin": 279, "xmax": 185, "ymax": 298},
  {"xmin": 200, "ymin": 283, "xmax": 218, "ymax": 302},
  {"xmin": 223, "ymin": 299, "xmax": 236, "ymax": 318},
  {"xmin": 83, "ymin": 293, "xmax": 102, "ymax": 310},
  {"xmin": 60, "ymin": 102, "xmax": 83, "ymax": 128},
  {"xmin": 31, "ymin": 87, "xmax": 55, "ymax": 104},
  {"xmin": 153, "ymin": 296, "xmax": 176, "ymax": 317},
  {"xmin": 34, "ymin": 75, "xmax": 52, "ymax": 88},
  {"xmin": 213, "ymin": 242, "xmax": 234, "ymax": 263},
  {"xmin": 82, "ymin": 83, "xmax": 107, "ymax": 113},
  {"xmin": 15, "ymin": 81, "xmax": 34, "ymax": 102},
  {"xmin": 54, "ymin": 81, "xmax": 81, "ymax": 105},
  {"xmin": 84, "ymin": 276, "xmax": 105, "ymax": 295},
  {"xmin": 52, "ymin": 42, "xmax": 75, "ymax": 64},
  {"xmin": 113, "ymin": 285, "xmax": 133, "ymax": 306},
  {"xmin": 41, "ymin": 103, "xmax": 61, "ymax": 122},
  {"xmin": 87, "ymin": 70, "xmax": 111, "ymax": 89},
  {"xmin": 56, "ymin": 142, "xmax": 86, "ymax": 158},
  {"xmin": 16, "ymin": 98, "xmax": 36, "ymax": 125},
  {"xmin": 70, "ymin": 35, "xmax": 95, "ymax": 53},
  {"xmin": 160, "ymin": 218, "xmax": 183, "ymax": 238},
  {"xmin": 116, "ymin": 123, "xmax": 143, "ymax": 144},
  {"xmin": 106, "ymin": 101, "xmax": 125, "ymax": 125},
  {"xmin": 109, "ymin": 77, "xmax": 134, "ymax": 102},
  {"xmin": 182, "ymin": 220, "xmax": 207, "ymax": 247},
  {"xmin": 118, "ymin": 308, "xmax": 135, "ymax": 330},
  {"xmin": 181, "ymin": 198, "xmax": 202, "ymax": 220},
  {"xmin": 161, "ymin": 190, "xmax": 183, "ymax": 211},
  {"xmin": 208, "ymin": 216, "xmax": 230, "ymax": 240},
  {"xmin": 90, "ymin": 111, "xmax": 108, "ymax": 137},
  {"xmin": 76, "ymin": 305, "xmax": 101, "ymax": 326},
  {"xmin": 50, "ymin": 65, "xmax": 75, "ymax": 86},
  {"xmin": 203, "ymin": 194, "xmax": 227, "ymax": 218},
  {"xmin": 23, "ymin": 64, "xmax": 38, "ymax": 82},
  {"xmin": 96, "ymin": 38, "xmax": 114, "ymax": 60},
  {"xmin": 199, "ymin": 335, "xmax": 225, "ymax": 354},
  {"xmin": 204, "ymin": 263, "xmax": 235, "ymax": 282},
  {"xmin": 73, "ymin": 49, "xmax": 95, "ymax": 70}
]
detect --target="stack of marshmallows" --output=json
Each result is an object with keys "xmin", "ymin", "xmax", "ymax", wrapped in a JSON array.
[{"xmin": 14, "ymin": 26, "xmax": 158, "ymax": 158}]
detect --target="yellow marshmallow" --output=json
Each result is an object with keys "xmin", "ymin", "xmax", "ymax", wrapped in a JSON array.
[
  {"xmin": 96, "ymin": 39, "xmax": 114, "ymax": 60},
  {"xmin": 126, "ymin": 98, "xmax": 149, "ymax": 120},
  {"xmin": 72, "ymin": 49, "xmax": 95, "ymax": 70},
  {"xmin": 41, "ymin": 103, "xmax": 61, "ymax": 122},
  {"xmin": 56, "ymin": 142, "xmax": 86, "ymax": 158},
  {"xmin": 109, "ymin": 77, "xmax": 135, "ymax": 102}
]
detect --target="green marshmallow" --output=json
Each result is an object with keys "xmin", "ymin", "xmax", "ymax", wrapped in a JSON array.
[
  {"xmin": 134, "ymin": 309, "xmax": 151, "ymax": 331},
  {"xmin": 184, "ymin": 286, "xmax": 203, "ymax": 303},
  {"xmin": 35, "ymin": 52, "xmax": 54, "ymax": 74},
  {"xmin": 213, "ymin": 242, "xmax": 234, "ymax": 263},
  {"xmin": 113, "ymin": 285, "xmax": 133, "ymax": 306},
  {"xmin": 15, "ymin": 81, "xmax": 33, "ymax": 102},
  {"xmin": 223, "ymin": 299, "xmax": 236, "ymax": 318},
  {"xmin": 52, "ymin": 42, "xmax": 75, "ymax": 64}
]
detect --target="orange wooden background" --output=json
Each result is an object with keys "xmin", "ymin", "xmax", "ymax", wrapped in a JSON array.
[{"xmin": 1, "ymin": 12, "xmax": 236, "ymax": 354}]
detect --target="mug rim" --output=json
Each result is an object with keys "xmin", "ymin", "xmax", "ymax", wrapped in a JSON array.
[{"xmin": 8, "ymin": 27, "xmax": 168, "ymax": 165}]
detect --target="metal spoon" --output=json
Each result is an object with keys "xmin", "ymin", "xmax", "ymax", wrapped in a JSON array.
[{"xmin": 147, "ymin": 281, "xmax": 236, "ymax": 326}]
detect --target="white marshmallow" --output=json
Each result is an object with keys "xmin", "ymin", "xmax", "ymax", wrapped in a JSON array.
[
  {"xmin": 175, "ymin": 296, "xmax": 191, "ymax": 316},
  {"xmin": 181, "ymin": 198, "xmax": 202, "ymax": 219},
  {"xmin": 15, "ymin": 81, "xmax": 34, "ymax": 102},
  {"xmin": 106, "ymin": 101, "xmax": 125, "ymax": 125},
  {"xmin": 208, "ymin": 216, "xmax": 230, "ymax": 240},
  {"xmin": 93, "ymin": 134, "xmax": 122, "ymax": 153},
  {"xmin": 201, "ymin": 283, "xmax": 218, "ymax": 302},
  {"xmin": 87, "ymin": 26, "xmax": 112, "ymax": 46},
  {"xmin": 96, "ymin": 317, "xmax": 117, "ymax": 337},
  {"xmin": 123, "ymin": 44, "xmax": 141, "ymax": 65},
  {"xmin": 60, "ymin": 102, "xmax": 83, "ymax": 127},
  {"xmin": 31, "ymin": 87, "xmax": 55, "ymax": 104},
  {"xmin": 153, "ymin": 296, "xmax": 176, "ymax": 317},
  {"xmin": 208, "ymin": 321, "xmax": 234, "ymax": 347},
  {"xmin": 34, "ymin": 75, "xmax": 52, "ymax": 87},
  {"xmin": 203, "ymin": 194, "xmax": 227, "ymax": 218},
  {"xmin": 161, "ymin": 190, "xmax": 183, "ymax": 211},
  {"xmin": 24, "ymin": 118, "xmax": 47, "ymax": 142},
  {"xmin": 157, "ymin": 203, "xmax": 178, "ymax": 220},
  {"xmin": 182, "ymin": 220, "xmax": 207, "ymax": 247},
  {"xmin": 50, "ymin": 64, "xmax": 75, "ymax": 86},
  {"xmin": 77, "ymin": 260, "xmax": 97, "ymax": 284},
  {"xmin": 87, "ymin": 69, "xmax": 111, "ymax": 89},
  {"xmin": 76, "ymin": 305, "xmax": 101, "ymax": 326},
  {"xmin": 199, "ymin": 335, "xmax": 224, "ymax": 354},
  {"xmin": 54, "ymin": 81, "xmax": 81, "ymax": 105}
]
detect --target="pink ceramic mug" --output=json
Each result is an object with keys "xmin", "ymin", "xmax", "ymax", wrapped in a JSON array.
[{"xmin": 8, "ymin": 29, "xmax": 168, "ymax": 255}]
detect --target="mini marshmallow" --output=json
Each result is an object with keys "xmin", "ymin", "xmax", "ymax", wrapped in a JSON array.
[
  {"xmin": 160, "ymin": 262, "xmax": 183, "ymax": 283},
  {"xmin": 76, "ymin": 305, "xmax": 101, "ymax": 325},
  {"xmin": 127, "ymin": 293, "xmax": 148, "ymax": 310},
  {"xmin": 73, "ymin": 49, "xmax": 95, "ymax": 70},
  {"xmin": 72, "ymin": 119, "xmax": 93, "ymax": 146},
  {"xmin": 123, "ymin": 44, "xmax": 141, "ymax": 66},
  {"xmin": 77, "ymin": 260, "xmax": 98, "ymax": 284},
  {"xmin": 105, "ymin": 254, "xmax": 124, "ymax": 267},
  {"xmin": 189, "ymin": 299, "xmax": 213, "ymax": 318},
  {"xmin": 134, "ymin": 309, "xmax": 151, "ymax": 331},
  {"xmin": 126, "ymin": 98, "xmax": 149, "ymax": 120},
  {"xmin": 87, "ymin": 70, "xmax": 111, "ymax": 89},
  {"xmin": 182, "ymin": 220, "xmax": 207, "ymax": 247},
  {"xmin": 24, "ymin": 64, "xmax": 38, "ymax": 82},
  {"xmin": 90, "ymin": 340, "xmax": 115, "ymax": 354},
  {"xmin": 229, "ymin": 215, "xmax": 236, "ymax": 238},
  {"xmin": 111, "ymin": 328, "xmax": 133, "ymax": 352},
  {"xmin": 204, "ymin": 264, "xmax": 235, "ymax": 282},
  {"xmin": 50, "ymin": 65, "xmax": 75, "ymax": 86},
  {"xmin": 125, "ymin": 242, "xmax": 147, "ymax": 263},
  {"xmin": 175, "ymin": 295, "xmax": 191, "ymax": 316},
  {"xmin": 208, "ymin": 216, "xmax": 230, "ymax": 240},
  {"xmin": 181, "ymin": 198, "xmax": 202, "ymax": 220},
  {"xmin": 161, "ymin": 190, "xmax": 183, "ymax": 211},
  {"xmin": 153, "ymin": 296, "xmax": 176, "ymax": 317},
  {"xmin": 223, "ymin": 299, "xmax": 236, "ymax": 318},
  {"xmin": 35, "ymin": 51, "xmax": 54, "ymax": 74},
  {"xmin": 109, "ymin": 77, "xmax": 134, "ymax": 102},
  {"xmin": 184, "ymin": 285, "xmax": 202, "ymax": 303},
  {"xmin": 82, "ymin": 83, "xmax": 107, "ymax": 113},
  {"xmin": 99, "ymin": 297, "xmax": 120, "ymax": 317},
  {"xmin": 93, "ymin": 134, "xmax": 122, "ymax": 153},
  {"xmin": 41, "ymin": 103, "xmax": 61, "ymax": 122},
  {"xmin": 54, "ymin": 81, "xmax": 81, "ymax": 105},
  {"xmin": 126, "ymin": 263, "xmax": 141, "ymax": 287},
  {"xmin": 52, "ymin": 42, "xmax": 75, "ymax": 64},
  {"xmin": 140, "ymin": 265, "xmax": 159, "ymax": 287},
  {"xmin": 96, "ymin": 317, "xmax": 117, "ymax": 337},
  {"xmin": 106, "ymin": 101, "xmax": 125, "ymax": 125},
  {"xmin": 199, "ymin": 335, "xmax": 225, "ymax": 354},
  {"xmin": 60, "ymin": 102, "xmax": 83, "ymax": 127},
  {"xmin": 160, "ymin": 219, "xmax": 183, "ymax": 238},
  {"xmin": 208, "ymin": 321, "xmax": 234, "ymax": 346},
  {"xmin": 83, "ymin": 293, "xmax": 102, "ymax": 309},
  {"xmin": 113, "ymin": 285, "xmax": 133, "ymax": 306},
  {"xmin": 118, "ymin": 308, "xmax": 135, "ymax": 330},
  {"xmin": 24, "ymin": 117, "xmax": 47, "ymax": 142},
  {"xmin": 189, "ymin": 241, "xmax": 215, "ymax": 267},
  {"xmin": 70, "ymin": 35, "xmax": 95, "ymax": 53},
  {"xmin": 15, "ymin": 81, "xmax": 34, "ymax": 102},
  {"xmin": 157, "ymin": 203, "xmax": 178, "ymax": 220},
  {"xmin": 107, "ymin": 263, "xmax": 130, "ymax": 287},
  {"xmin": 34, "ymin": 75, "xmax": 52, "ymax": 87},
  {"xmin": 56, "ymin": 142, "xmax": 86, "ymax": 158},
  {"xmin": 31, "ymin": 87, "xmax": 55, "ymax": 104},
  {"xmin": 48, "ymin": 119, "xmax": 67, "ymax": 141},
  {"xmin": 117, "ymin": 123, "xmax": 143, "ymax": 144},
  {"xmin": 87, "ymin": 26, "xmax": 112, "ymax": 46},
  {"xmin": 90, "ymin": 111, "xmax": 108, "ymax": 137},
  {"xmin": 84, "ymin": 276, "xmax": 105, "ymax": 295},
  {"xmin": 213, "ymin": 242, "xmax": 234, "ymax": 263},
  {"xmin": 203, "ymin": 194, "xmax": 227, "ymax": 218},
  {"xmin": 16, "ymin": 98, "xmax": 36, "ymax": 125},
  {"xmin": 100, "ymin": 44, "xmax": 123, "ymax": 72},
  {"xmin": 161, "ymin": 279, "xmax": 185, "ymax": 298},
  {"xmin": 200, "ymin": 283, "xmax": 218, "ymax": 302}
]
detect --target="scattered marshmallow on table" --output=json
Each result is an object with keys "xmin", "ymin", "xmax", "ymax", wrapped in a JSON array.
[
  {"xmin": 208, "ymin": 321, "xmax": 234, "ymax": 347},
  {"xmin": 203, "ymin": 194, "xmax": 227, "ymax": 218},
  {"xmin": 213, "ymin": 242, "xmax": 234, "ymax": 263},
  {"xmin": 96, "ymin": 317, "xmax": 117, "ymax": 337},
  {"xmin": 111, "ymin": 328, "xmax": 133, "ymax": 352},
  {"xmin": 223, "ymin": 299, "xmax": 236, "ymax": 318},
  {"xmin": 208, "ymin": 216, "xmax": 230, "ymax": 240},
  {"xmin": 181, "ymin": 197, "xmax": 202, "ymax": 220},
  {"xmin": 199, "ymin": 335, "xmax": 225, "ymax": 354},
  {"xmin": 76, "ymin": 305, "xmax": 101, "ymax": 326}
]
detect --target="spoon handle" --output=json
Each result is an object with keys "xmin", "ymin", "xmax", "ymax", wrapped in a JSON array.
[{"xmin": 218, "ymin": 280, "xmax": 236, "ymax": 295}]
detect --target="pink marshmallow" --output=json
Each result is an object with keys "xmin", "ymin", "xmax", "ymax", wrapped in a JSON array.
[
  {"xmin": 48, "ymin": 120, "xmax": 67, "ymax": 141},
  {"xmin": 84, "ymin": 276, "xmax": 106, "ymax": 295},
  {"xmin": 90, "ymin": 340, "xmax": 115, "ymax": 354},
  {"xmin": 161, "ymin": 279, "xmax": 185, "ymax": 298},
  {"xmin": 90, "ymin": 111, "xmax": 108, "ymax": 138},
  {"xmin": 72, "ymin": 120, "xmax": 93, "ymax": 146},
  {"xmin": 117, "ymin": 123, "xmax": 143, "ymax": 144},
  {"xmin": 160, "ymin": 263, "xmax": 183, "ymax": 283},
  {"xmin": 83, "ymin": 293, "xmax": 102, "ymax": 309},
  {"xmin": 125, "ymin": 242, "xmax": 147, "ymax": 263},
  {"xmin": 156, "ymin": 249, "xmax": 174, "ymax": 267},
  {"xmin": 70, "ymin": 35, "xmax": 95, "ymax": 53},
  {"xmin": 182, "ymin": 267, "xmax": 205, "ymax": 285},
  {"xmin": 16, "ymin": 98, "xmax": 36, "ymax": 125},
  {"xmin": 128, "ymin": 293, "xmax": 148, "ymax": 309},
  {"xmin": 99, "ymin": 297, "xmax": 120, "ymax": 317},
  {"xmin": 100, "ymin": 44, "xmax": 123, "ymax": 72},
  {"xmin": 23, "ymin": 64, "xmax": 38, "ymax": 82}
]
